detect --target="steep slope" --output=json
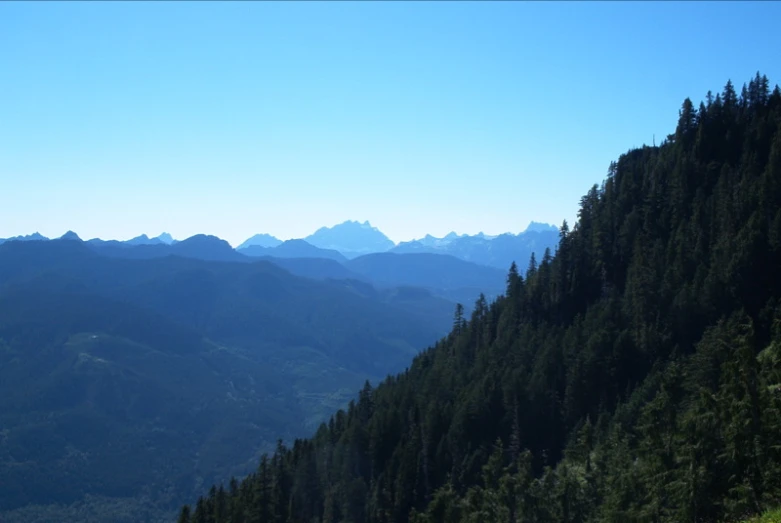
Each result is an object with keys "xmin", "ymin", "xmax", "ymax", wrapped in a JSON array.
[{"xmin": 184, "ymin": 74, "xmax": 781, "ymax": 523}]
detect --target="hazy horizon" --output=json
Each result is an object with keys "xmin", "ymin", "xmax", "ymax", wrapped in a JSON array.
[
  {"xmin": 0, "ymin": 218, "xmax": 558, "ymax": 248},
  {"xmin": 2, "ymin": 1, "xmax": 780, "ymax": 246}
]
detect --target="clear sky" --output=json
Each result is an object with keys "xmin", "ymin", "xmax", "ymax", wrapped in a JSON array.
[{"xmin": 1, "ymin": 1, "xmax": 780, "ymax": 246}]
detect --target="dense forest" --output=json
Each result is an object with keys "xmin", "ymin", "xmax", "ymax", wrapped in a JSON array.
[{"xmin": 181, "ymin": 73, "xmax": 781, "ymax": 522}]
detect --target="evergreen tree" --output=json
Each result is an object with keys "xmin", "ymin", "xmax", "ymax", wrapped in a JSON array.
[{"xmin": 180, "ymin": 72, "xmax": 781, "ymax": 523}]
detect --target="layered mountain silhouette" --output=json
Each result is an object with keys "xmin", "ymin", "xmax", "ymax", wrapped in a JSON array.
[
  {"xmin": 344, "ymin": 252, "xmax": 506, "ymax": 304},
  {"xmin": 2, "ymin": 220, "xmax": 559, "ymax": 274},
  {"xmin": 391, "ymin": 222, "xmax": 560, "ymax": 270},
  {"xmin": 0, "ymin": 238, "xmax": 455, "ymax": 520},
  {"xmin": 0, "ymin": 223, "xmax": 556, "ymax": 323},
  {"xmin": 0, "ymin": 232, "xmax": 47, "ymax": 245},
  {"xmin": 88, "ymin": 234, "xmax": 247, "ymax": 263},
  {"xmin": 122, "ymin": 233, "xmax": 177, "ymax": 246},
  {"xmin": 236, "ymin": 233, "xmax": 282, "ymax": 250},
  {"xmin": 1, "ymin": 232, "xmax": 177, "ymax": 246},
  {"xmin": 239, "ymin": 239, "xmax": 347, "ymax": 262}
]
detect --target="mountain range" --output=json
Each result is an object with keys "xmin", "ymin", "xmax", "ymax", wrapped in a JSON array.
[
  {"xmin": 123, "ymin": 233, "xmax": 176, "ymax": 246},
  {"xmin": 1, "ymin": 221, "xmax": 559, "ymax": 273},
  {"xmin": 1, "ymin": 224, "xmax": 547, "ymax": 313},
  {"xmin": 0, "ymin": 220, "xmax": 546, "ymax": 521},
  {"xmin": 391, "ymin": 226, "xmax": 559, "ymax": 270},
  {"xmin": 0, "ymin": 226, "xmax": 556, "ymax": 522},
  {"xmin": 179, "ymin": 72, "xmax": 781, "ymax": 523},
  {"xmin": 0, "ymin": 223, "xmax": 534, "ymax": 521}
]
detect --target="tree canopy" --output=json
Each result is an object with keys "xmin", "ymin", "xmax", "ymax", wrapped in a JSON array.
[{"xmin": 182, "ymin": 73, "xmax": 781, "ymax": 523}]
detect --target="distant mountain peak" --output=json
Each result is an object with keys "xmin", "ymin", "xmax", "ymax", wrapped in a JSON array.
[
  {"xmin": 328, "ymin": 219, "xmax": 377, "ymax": 231},
  {"xmin": 120, "ymin": 233, "xmax": 175, "ymax": 246},
  {"xmin": 392, "ymin": 225, "xmax": 560, "ymax": 269},
  {"xmin": 7, "ymin": 232, "xmax": 49, "ymax": 242},
  {"xmin": 125, "ymin": 233, "xmax": 164, "ymax": 246},
  {"xmin": 180, "ymin": 234, "xmax": 227, "ymax": 245},
  {"xmin": 305, "ymin": 220, "xmax": 395, "ymax": 258},
  {"xmin": 60, "ymin": 230, "xmax": 81, "ymax": 241},
  {"xmin": 408, "ymin": 231, "xmax": 468, "ymax": 249},
  {"xmin": 237, "ymin": 233, "xmax": 282, "ymax": 250},
  {"xmin": 156, "ymin": 232, "xmax": 174, "ymax": 244},
  {"xmin": 523, "ymin": 221, "xmax": 558, "ymax": 234}
]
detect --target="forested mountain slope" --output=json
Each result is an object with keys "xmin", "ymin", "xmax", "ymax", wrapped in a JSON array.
[
  {"xmin": 0, "ymin": 241, "xmax": 443, "ymax": 375},
  {"xmin": 0, "ymin": 242, "xmax": 452, "ymax": 522},
  {"xmin": 183, "ymin": 73, "xmax": 781, "ymax": 522}
]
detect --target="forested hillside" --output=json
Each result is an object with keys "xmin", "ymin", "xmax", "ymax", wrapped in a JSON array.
[
  {"xmin": 0, "ymin": 243, "xmax": 454, "ymax": 522},
  {"xmin": 182, "ymin": 73, "xmax": 781, "ymax": 522}
]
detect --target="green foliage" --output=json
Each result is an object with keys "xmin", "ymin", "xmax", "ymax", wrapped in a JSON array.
[
  {"xmin": 744, "ymin": 507, "xmax": 781, "ymax": 522},
  {"xmin": 186, "ymin": 72, "xmax": 781, "ymax": 522}
]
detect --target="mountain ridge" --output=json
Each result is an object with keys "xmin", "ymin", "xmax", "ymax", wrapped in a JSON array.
[
  {"xmin": 1, "ymin": 221, "xmax": 559, "ymax": 268},
  {"xmin": 236, "ymin": 233, "xmax": 282, "ymax": 250},
  {"xmin": 181, "ymin": 73, "xmax": 781, "ymax": 523}
]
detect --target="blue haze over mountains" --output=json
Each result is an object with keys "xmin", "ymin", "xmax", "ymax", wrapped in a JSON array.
[
  {"xmin": 0, "ymin": 219, "xmax": 558, "ymax": 273},
  {"xmin": 0, "ymin": 219, "xmax": 558, "ymax": 520},
  {"xmin": 0, "ymin": 219, "xmax": 559, "ymax": 312},
  {"xmin": 0, "ymin": 237, "xmax": 451, "ymax": 520}
]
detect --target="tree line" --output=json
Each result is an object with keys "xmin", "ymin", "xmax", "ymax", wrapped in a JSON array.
[{"xmin": 180, "ymin": 72, "xmax": 781, "ymax": 523}]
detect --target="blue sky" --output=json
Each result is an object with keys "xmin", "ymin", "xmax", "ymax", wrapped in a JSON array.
[{"xmin": 1, "ymin": 1, "xmax": 780, "ymax": 246}]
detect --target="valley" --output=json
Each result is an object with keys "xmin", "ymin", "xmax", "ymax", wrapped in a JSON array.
[
  {"xmin": 0, "ymin": 225, "xmax": 553, "ymax": 521},
  {"xmin": 3, "ymin": 2, "xmax": 779, "ymax": 522}
]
